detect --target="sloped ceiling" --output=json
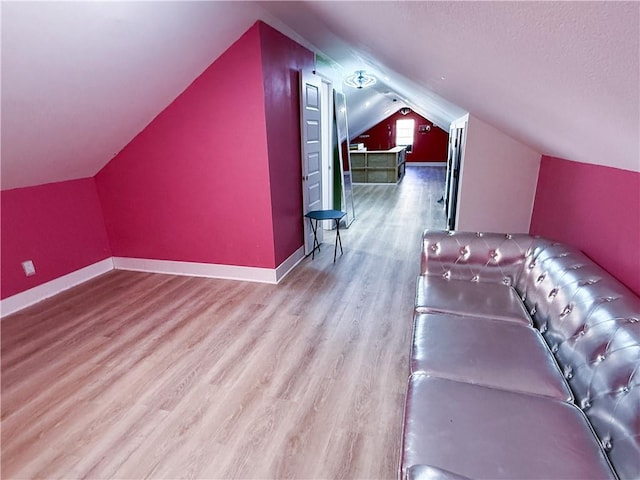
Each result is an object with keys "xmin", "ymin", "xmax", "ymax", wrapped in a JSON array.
[
  {"xmin": 1, "ymin": 1, "xmax": 638, "ymax": 191},
  {"xmin": 1, "ymin": 1, "xmax": 265, "ymax": 190},
  {"xmin": 262, "ymin": 1, "xmax": 639, "ymax": 171}
]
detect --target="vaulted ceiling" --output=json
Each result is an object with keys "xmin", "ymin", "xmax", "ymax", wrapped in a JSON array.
[{"xmin": 1, "ymin": 1, "xmax": 638, "ymax": 190}]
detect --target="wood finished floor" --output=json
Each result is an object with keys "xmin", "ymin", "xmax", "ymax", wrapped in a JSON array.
[{"xmin": 1, "ymin": 166, "xmax": 446, "ymax": 480}]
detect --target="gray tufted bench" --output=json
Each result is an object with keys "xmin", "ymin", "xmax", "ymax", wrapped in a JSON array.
[{"xmin": 401, "ymin": 230, "xmax": 640, "ymax": 480}]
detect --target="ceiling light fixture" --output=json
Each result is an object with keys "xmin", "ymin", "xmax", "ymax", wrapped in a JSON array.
[{"xmin": 344, "ymin": 70, "xmax": 376, "ymax": 89}]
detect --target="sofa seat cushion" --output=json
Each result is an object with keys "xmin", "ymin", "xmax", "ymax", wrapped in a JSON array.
[
  {"xmin": 411, "ymin": 312, "xmax": 572, "ymax": 401},
  {"xmin": 401, "ymin": 375, "xmax": 615, "ymax": 480},
  {"xmin": 415, "ymin": 275, "xmax": 531, "ymax": 325}
]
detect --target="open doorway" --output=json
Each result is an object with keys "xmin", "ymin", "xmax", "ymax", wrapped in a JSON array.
[
  {"xmin": 444, "ymin": 117, "xmax": 467, "ymax": 229},
  {"xmin": 300, "ymin": 71, "xmax": 355, "ymax": 254}
]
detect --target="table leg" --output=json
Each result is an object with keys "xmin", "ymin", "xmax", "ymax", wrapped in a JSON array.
[
  {"xmin": 309, "ymin": 218, "xmax": 320, "ymax": 259},
  {"xmin": 333, "ymin": 218, "xmax": 343, "ymax": 262}
]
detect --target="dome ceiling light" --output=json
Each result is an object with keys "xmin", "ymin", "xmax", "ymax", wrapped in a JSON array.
[{"xmin": 344, "ymin": 70, "xmax": 377, "ymax": 89}]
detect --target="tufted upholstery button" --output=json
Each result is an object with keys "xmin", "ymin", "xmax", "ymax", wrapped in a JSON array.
[
  {"xmin": 628, "ymin": 317, "xmax": 639, "ymax": 323},
  {"xmin": 528, "ymin": 262, "xmax": 536, "ymax": 269},
  {"xmin": 551, "ymin": 344, "xmax": 559, "ymax": 353},
  {"xmin": 602, "ymin": 438, "xmax": 612, "ymax": 452},
  {"xmin": 536, "ymin": 273, "xmax": 546, "ymax": 283},
  {"xmin": 539, "ymin": 322, "xmax": 547, "ymax": 333},
  {"xmin": 560, "ymin": 305, "xmax": 573, "ymax": 317},
  {"xmin": 581, "ymin": 398, "xmax": 591, "ymax": 410},
  {"xmin": 564, "ymin": 366, "xmax": 573, "ymax": 379},
  {"xmin": 471, "ymin": 275, "xmax": 479, "ymax": 282},
  {"xmin": 443, "ymin": 271, "xmax": 451, "ymax": 280},
  {"xmin": 548, "ymin": 288, "xmax": 558, "ymax": 299},
  {"xmin": 475, "ymin": 232, "xmax": 483, "ymax": 237},
  {"xmin": 530, "ymin": 306, "xmax": 537, "ymax": 315},
  {"xmin": 596, "ymin": 354, "xmax": 606, "ymax": 362},
  {"xmin": 505, "ymin": 233, "xmax": 512, "ymax": 239},
  {"xmin": 620, "ymin": 386, "xmax": 630, "ymax": 394},
  {"xmin": 430, "ymin": 243, "xmax": 440, "ymax": 253},
  {"xmin": 459, "ymin": 246, "xmax": 469, "ymax": 256}
]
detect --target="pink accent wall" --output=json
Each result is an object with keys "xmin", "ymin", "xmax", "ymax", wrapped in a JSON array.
[
  {"xmin": 259, "ymin": 23, "xmax": 314, "ymax": 266},
  {"xmin": 530, "ymin": 156, "xmax": 640, "ymax": 296},
  {"xmin": 1, "ymin": 178, "xmax": 111, "ymax": 299},
  {"xmin": 96, "ymin": 22, "xmax": 313, "ymax": 269}
]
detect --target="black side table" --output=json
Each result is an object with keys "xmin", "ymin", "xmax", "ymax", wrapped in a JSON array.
[{"xmin": 304, "ymin": 209, "xmax": 347, "ymax": 262}]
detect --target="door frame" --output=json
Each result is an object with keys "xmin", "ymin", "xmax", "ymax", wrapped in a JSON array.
[
  {"xmin": 446, "ymin": 116, "xmax": 468, "ymax": 230},
  {"xmin": 319, "ymin": 75, "xmax": 334, "ymax": 230}
]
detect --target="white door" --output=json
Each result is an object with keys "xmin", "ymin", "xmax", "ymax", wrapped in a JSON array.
[{"xmin": 300, "ymin": 70, "xmax": 324, "ymax": 255}]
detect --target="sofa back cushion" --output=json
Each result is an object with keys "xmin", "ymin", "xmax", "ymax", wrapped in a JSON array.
[
  {"xmin": 516, "ymin": 239, "xmax": 640, "ymax": 479},
  {"xmin": 420, "ymin": 231, "xmax": 536, "ymax": 286}
]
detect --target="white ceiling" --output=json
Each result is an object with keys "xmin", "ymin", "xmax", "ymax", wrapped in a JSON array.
[{"xmin": 1, "ymin": 1, "xmax": 638, "ymax": 190}]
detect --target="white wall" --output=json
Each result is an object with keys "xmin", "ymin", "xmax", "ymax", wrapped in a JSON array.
[{"xmin": 456, "ymin": 115, "xmax": 541, "ymax": 233}]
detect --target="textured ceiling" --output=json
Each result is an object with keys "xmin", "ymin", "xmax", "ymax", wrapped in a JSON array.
[
  {"xmin": 263, "ymin": 1, "xmax": 640, "ymax": 172},
  {"xmin": 1, "ymin": 1, "xmax": 638, "ymax": 190}
]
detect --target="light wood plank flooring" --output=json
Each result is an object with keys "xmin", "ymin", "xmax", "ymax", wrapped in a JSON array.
[{"xmin": 1, "ymin": 166, "xmax": 446, "ymax": 479}]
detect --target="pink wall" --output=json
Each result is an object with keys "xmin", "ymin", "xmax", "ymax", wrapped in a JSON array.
[
  {"xmin": 259, "ymin": 23, "xmax": 314, "ymax": 266},
  {"xmin": 353, "ymin": 109, "xmax": 449, "ymax": 163},
  {"xmin": 530, "ymin": 156, "xmax": 640, "ymax": 296},
  {"xmin": 2, "ymin": 21, "xmax": 313, "ymax": 303},
  {"xmin": 96, "ymin": 22, "xmax": 312, "ymax": 269},
  {"xmin": 1, "ymin": 178, "xmax": 111, "ymax": 299}
]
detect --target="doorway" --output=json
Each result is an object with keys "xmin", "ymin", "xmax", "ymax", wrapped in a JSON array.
[{"xmin": 444, "ymin": 117, "xmax": 467, "ymax": 230}]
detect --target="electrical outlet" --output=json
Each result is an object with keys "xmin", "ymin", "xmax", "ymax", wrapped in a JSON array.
[{"xmin": 22, "ymin": 260, "xmax": 36, "ymax": 277}]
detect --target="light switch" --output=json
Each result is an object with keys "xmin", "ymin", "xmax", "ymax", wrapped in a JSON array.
[{"xmin": 22, "ymin": 260, "xmax": 36, "ymax": 276}]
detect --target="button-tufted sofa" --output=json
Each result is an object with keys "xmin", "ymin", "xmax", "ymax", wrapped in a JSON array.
[{"xmin": 401, "ymin": 230, "xmax": 640, "ymax": 480}]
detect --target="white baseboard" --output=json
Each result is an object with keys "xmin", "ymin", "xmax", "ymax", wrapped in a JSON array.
[
  {"xmin": 0, "ymin": 258, "xmax": 114, "ymax": 318},
  {"xmin": 275, "ymin": 246, "xmax": 305, "ymax": 283},
  {"xmin": 113, "ymin": 257, "xmax": 278, "ymax": 284},
  {"xmin": 406, "ymin": 162, "xmax": 447, "ymax": 167},
  {"xmin": 1, "ymin": 249, "xmax": 307, "ymax": 318},
  {"xmin": 113, "ymin": 248, "xmax": 305, "ymax": 285}
]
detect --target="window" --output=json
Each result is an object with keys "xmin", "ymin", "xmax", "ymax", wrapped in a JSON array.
[{"xmin": 396, "ymin": 119, "xmax": 415, "ymax": 147}]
